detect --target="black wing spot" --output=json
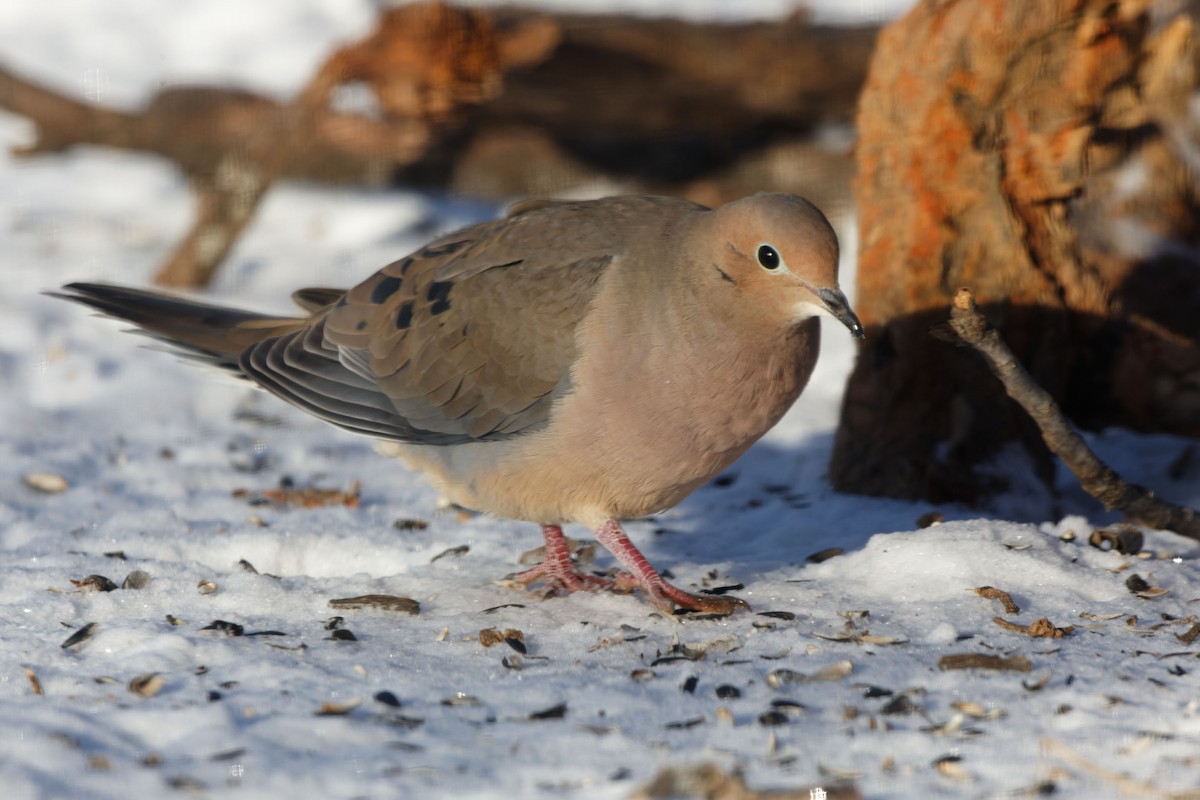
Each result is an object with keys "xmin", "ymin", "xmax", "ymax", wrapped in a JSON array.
[
  {"xmin": 370, "ymin": 276, "xmax": 403, "ymax": 304},
  {"xmin": 427, "ymin": 281, "xmax": 454, "ymax": 316},
  {"xmin": 397, "ymin": 257, "xmax": 414, "ymax": 275},
  {"xmin": 355, "ymin": 320, "xmax": 368, "ymax": 331},
  {"xmin": 396, "ymin": 301, "xmax": 415, "ymax": 330}
]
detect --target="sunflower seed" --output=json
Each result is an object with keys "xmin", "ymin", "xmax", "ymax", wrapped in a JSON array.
[
  {"xmin": 24, "ymin": 472, "xmax": 68, "ymax": 493},
  {"xmin": 61, "ymin": 622, "xmax": 98, "ymax": 650},
  {"xmin": 128, "ymin": 673, "xmax": 165, "ymax": 698}
]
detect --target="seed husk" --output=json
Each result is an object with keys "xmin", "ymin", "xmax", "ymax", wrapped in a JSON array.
[
  {"xmin": 128, "ymin": 673, "xmax": 166, "ymax": 698},
  {"xmin": 61, "ymin": 622, "xmax": 98, "ymax": 650}
]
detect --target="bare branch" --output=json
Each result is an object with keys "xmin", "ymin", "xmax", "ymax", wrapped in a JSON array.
[{"xmin": 947, "ymin": 287, "xmax": 1200, "ymax": 541}]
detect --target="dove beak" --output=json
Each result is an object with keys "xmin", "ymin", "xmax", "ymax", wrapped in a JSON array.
[{"xmin": 816, "ymin": 287, "xmax": 864, "ymax": 339}]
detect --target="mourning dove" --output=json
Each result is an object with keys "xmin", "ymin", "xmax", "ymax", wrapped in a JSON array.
[{"xmin": 54, "ymin": 193, "xmax": 862, "ymax": 616}]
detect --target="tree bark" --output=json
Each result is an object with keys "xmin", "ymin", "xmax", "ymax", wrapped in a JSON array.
[{"xmin": 832, "ymin": 0, "xmax": 1200, "ymax": 503}]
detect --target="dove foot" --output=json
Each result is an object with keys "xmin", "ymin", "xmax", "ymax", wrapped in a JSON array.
[
  {"xmin": 510, "ymin": 524, "xmax": 625, "ymax": 593},
  {"xmin": 594, "ymin": 519, "xmax": 750, "ymax": 617}
]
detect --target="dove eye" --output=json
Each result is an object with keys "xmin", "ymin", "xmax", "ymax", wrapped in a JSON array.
[{"xmin": 757, "ymin": 244, "xmax": 781, "ymax": 270}]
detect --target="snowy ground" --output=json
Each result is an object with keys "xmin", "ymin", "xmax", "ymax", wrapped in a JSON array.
[{"xmin": 5, "ymin": 2, "xmax": 1200, "ymax": 799}]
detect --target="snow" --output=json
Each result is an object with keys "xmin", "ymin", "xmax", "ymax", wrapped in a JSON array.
[{"xmin": 5, "ymin": 1, "xmax": 1200, "ymax": 798}]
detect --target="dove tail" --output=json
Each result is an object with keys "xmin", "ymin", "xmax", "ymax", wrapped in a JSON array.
[{"xmin": 50, "ymin": 282, "xmax": 309, "ymax": 373}]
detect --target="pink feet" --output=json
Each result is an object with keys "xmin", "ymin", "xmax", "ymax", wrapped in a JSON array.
[{"xmin": 510, "ymin": 521, "xmax": 749, "ymax": 617}]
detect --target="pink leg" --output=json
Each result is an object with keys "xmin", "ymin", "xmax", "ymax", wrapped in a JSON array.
[
  {"xmin": 594, "ymin": 519, "xmax": 749, "ymax": 616},
  {"xmin": 510, "ymin": 524, "xmax": 619, "ymax": 593}
]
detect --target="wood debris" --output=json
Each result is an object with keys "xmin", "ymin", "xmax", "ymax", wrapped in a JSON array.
[
  {"xmin": 235, "ymin": 480, "xmax": 361, "ymax": 509},
  {"xmin": 993, "ymin": 616, "xmax": 1074, "ymax": 638},
  {"xmin": 937, "ymin": 653, "xmax": 1032, "ymax": 672},
  {"xmin": 315, "ymin": 698, "xmax": 362, "ymax": 716},
  {"xmin": 328, "ymin": 594, "xmax": 420, "ymax": 615},
  {"xmin": 975, "ymin": 586, "xmax": 1019, "ymax": 614}
]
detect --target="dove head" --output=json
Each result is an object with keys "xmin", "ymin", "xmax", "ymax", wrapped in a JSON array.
[{"xmin": 697, "ymin": 193, "xmax": 863, "ymax": 339}]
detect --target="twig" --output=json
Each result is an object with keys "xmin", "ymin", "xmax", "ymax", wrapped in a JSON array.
[{"xmin": 947, "ymin": 287, "xmax": 1200, "ymax": 541}]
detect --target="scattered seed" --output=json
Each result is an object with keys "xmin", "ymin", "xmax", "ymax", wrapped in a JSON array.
[
  {"xmin": 431, "ymin": 544, "xmax": 469, "ymax": 563},
  {"xmin": 479, "ymin": 628, "xmax": 504, "ymax": 648},
  {"xmin": 859, "ymin": 685, "xmax": 893, "ymax": 698},
  {"xmin": 1137, "ymin": 586, "xmax": 1169, "ymax": 599},
  {"xmin": 712, "ymin": 473, "xmax": 737, "ymax": 487},
  {"xmin": 757, "ymin": 611, "xmax": 796, "ymax": 621},
  {"xmin": 1091, "ymin": 525, "xmax": 1144, "ymax": 555},
  {"xmin": 529, "ymin": 702, "xmax": 567, "ymax": 721},
  {"xmin": 237, "ymin": 559, "xmax": 259, "ymax": 574},
  {"xmin": 315, "ymin": 698, "xmax": 362, "ymax": 716},
  {"xmin": 197, "ymin": 580, "xmax": 218, "ymax": 595},
  {"xmin": 975, "ymin": 586, "xmax": 1019, "ymax": 614},
  {"xmin": 630, "ymin": 668, "xmax": 655, "ymax": 682},
  {"xmin": 330, "ymin": 629, "xmax": 358, "ymax": 641},
  {"xmin": 61, "ymin": 622, "xmax": 98, "ymax": 650},
  {"xmin": 938, "ymin": 653, "xmax": 1032, "ymax": 672},
  {"xmin": 436, "ymin": 627, "xmax": 449, "ymax": 642},
  {"xmin": 481, "ymin": 603, "xmax": 525, "ymax": 614},
  {"xmin": 1060, "ymin": 530, "xmax": 1076, "ymax": 542},
  {"xmin": 715, "ymin": 706, "xmax": 734, "ymax": 724},
  {"xmin": 770, "ymin": 699, "xmax": 807, "ymax": 715},
  {"xmin": 504, "ymin": 629, "xmax": 527, "ymax": 654},
  {"xmin": 806, "ymin": 547, "xmax": 843, "ymax": 564},
  {"xmin": 394, "ymin": 518, "xmax": 430, "ymax": 531},
  {"xmin": 200, "ymin": 620, "xmax": 245, "ymax": 637},
  {"xmin": 374, "ymin": 691, "xmax": 402, "ymax": 707},
  {"xmin": 702, "ymin": 584, "xmax": 744, "ymax": 596},
  {"xmin": 165, "ymin": 614, "xmax": 184, "ymax": 626},
  {"xmin": 103, "ymin": 550, "xmax": 127, "ymax": 560},
  {"xmin": 384, "ymin": 715, "xmax": 424, "ymax": 730},
  {"xmin": 1004, "ymin": 543, "xmax": 1032, "ymax": 551},
  {"xmin": 70, "ymin": 575, "xmax": 118, "ymax": 592},
  {"xmin": 681, "ymin": 676, "xmax": 698, "ymax": 694},
  {"xmin": 25, "ymin": 667, "xmax": 43, "ymax": 696},
  {"xmin": 329, "ymin": 595, "xmax": 420, "ymax": 615},
  {"xmin": 758, "ymin": 710, "xmax": 789, "ymax": 726},
  {"xmin": 24, "ymin": 472, "xmax": 68, "ymax": 493},
  {"xmin": 934, "ymin": 754, "xmax": 971, "ymax": 781},
  {"xmin": 715, "ymin": 684, "xmax": 741, "ymax": 699},
  {"xmin": 881, "ymin": 694, "xmax": 918, "ymax": 715},
  {"xmin": 442, "ymin": 693, "xmax": 481, "ymax": 707},
  {"xmin": 665, "ymin": 716, "xmax": 705, "ymax": 730},
  {"xmin": 502, "ymin": 655, "xmax": 524, "ymax": 670},
  {"xmin": 1080, "ymin": 611, "xmax": 1124, "ymax": 621},
  {"xmin": 121, "ymin": 570, "xmax": 151, "ymax": 590},
  {"xmin": 1022, "ymin": 672, "xmax": 1052, "ymax": 691},
  {"xmin": 324, "ymin": 616, "xmax": 345, "ymax": 630},
  {"xmin": 209, "ymin": 747, "xmax": 247, "ymax": 762},
  {"xmin": 951, "ymin": 701, "xmax": 1005, "ymax": 719},
  {"xmin": 128, "ymin": 673, "xmax": 166, "ymax": 698}
]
